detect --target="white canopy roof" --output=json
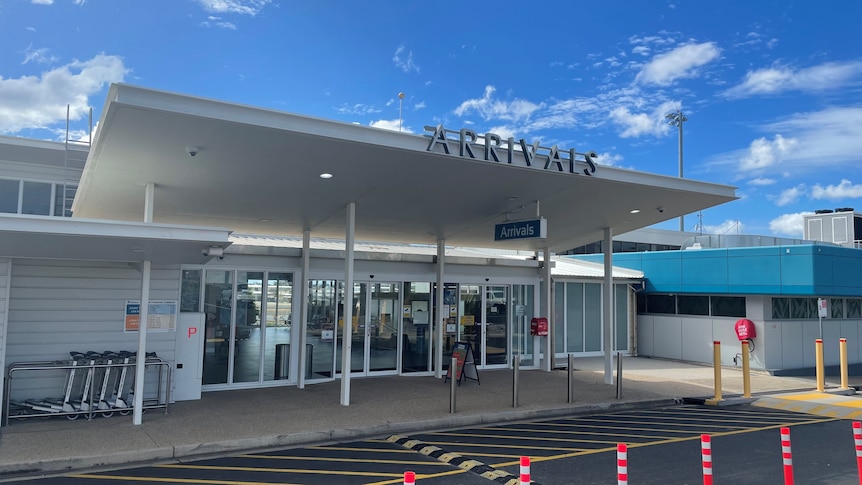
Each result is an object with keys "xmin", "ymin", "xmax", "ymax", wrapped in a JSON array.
[{"xmin": 73, "ymin": 84, "xmax": 737, "ymax": 253}]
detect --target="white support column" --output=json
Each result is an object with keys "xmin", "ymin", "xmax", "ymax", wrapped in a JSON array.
[
  {"xmin": 298, "ymin": 230, "xmax": 311, "ymax": 389},
  {"xmin": 133, "ymin": 260, "xmax": 151, "ymax": 425},
  {"xmin": 340, "ymin": 203, "xmax": 355, "ymax": 406},
  {"xmin": 435, "ymin": 239, "xmax": 445, "ymax": 378},
  {"xmin": 144, "ymin": 183, "xmax": 154, "ymax": 223},
  {"xmin": 603, "ymin": 227, "xmax": 614, "ymax": 385},
  {"xmin": 542, "ymin": 247, "xmax": 553, "ymax": 371}
]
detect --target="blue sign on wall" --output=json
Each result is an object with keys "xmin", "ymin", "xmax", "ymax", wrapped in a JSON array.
[{"xmin": 494, "ymin": 218, "xmax": 547, "ymax": 241}]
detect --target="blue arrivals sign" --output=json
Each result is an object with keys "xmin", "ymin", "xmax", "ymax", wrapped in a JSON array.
[{"xmin": 494, "ymin": 218, "xmax": 547, "ymax": 241}]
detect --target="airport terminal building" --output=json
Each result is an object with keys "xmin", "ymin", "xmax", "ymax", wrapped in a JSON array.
[{"xmin": 0, "ymin": 84, "xmax": 737, "ymax": 425}]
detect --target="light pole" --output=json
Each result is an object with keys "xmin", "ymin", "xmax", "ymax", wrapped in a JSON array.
[
  {"xmin": 666, "ymin": 110, "xmax": 688, "ymax": 232},
  {"xmin": 398, "ymin": 92, "xmax": 405, "ymax": 132}
]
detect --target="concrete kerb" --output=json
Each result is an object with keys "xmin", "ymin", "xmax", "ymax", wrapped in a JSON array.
[
  {"xmin": 3, "ymin": 398, "xmax": 681, "ymax": 478},
  {"xmin": 171, "ymin": 398, "xmax": 679, "ymax": 462}
]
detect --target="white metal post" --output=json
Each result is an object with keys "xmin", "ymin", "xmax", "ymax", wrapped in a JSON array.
[
  {"xmin": 603, "ymin": 227, "xmax": 613, "ymax": 385},
  {"xmin": 298, "ymin": 230, "xmax": 310, "ymax": 389},
  {"xmin": 133, "ymin": 260, "xmax": 151, "ymax": 425},
  {"xmin": 340, "ymin": 203, "xmax": 355, "ymax": 406},
  {"xmin": 543, "ymin": 247, "xmax": 552, "ymax": 371},
  {"xmin": 435, "ymin": 239, "xmax": 445, "ymax": 378}
]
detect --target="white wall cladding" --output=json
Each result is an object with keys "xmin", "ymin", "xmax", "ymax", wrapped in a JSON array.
[
  {"xmin": 0, "ymin": 259, "xmax": 10, "ymax": 423},
  {"xmin": 5, "ymin": 259, "xmax": 180, "ymax": 402},
  {"xmin": 638, "ymin": 307, "xmax": 862, "ymax": 373}
]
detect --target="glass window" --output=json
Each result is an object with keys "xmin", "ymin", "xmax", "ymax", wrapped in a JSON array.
[
  {"xmin": 584, "ymin": 283, "xmax": 602, "ymax": 352},
  {"xmin": 566, "ymin": 283, "xmax": 584, "ymax": 353},
  {"xmin": 180, "ymin": 269, "xmax": 202, "ymax": 312},
  {"xmin": 307, "ymin": 279, "xmax": 337, "ymax": 379},
  {"xmin": 772, "ymin": 298, "xmax": 790, "ymax": 319},
  {"xmin": 848, "ymin": 299, "xmax": 862, "ymax": 319},
  {"xmin": 636, "ymin": 293, "xmax": 647, "ymax": 314},
  {"xmin": 21, "ymin": 181, "xmax": 51, "ymax": 215},
  {"xmin": 712, "ymin": 296, "xmax": 746, "ymax": 317},
  {"xmin": 614, "ymin": 284, "xmax": 628, "ymax": 351},
  {"xmin": 0, "ymin": 179, "xmax": 19, "ymax": 213},
  {"xmin": 554, "ymin": 282, "xmax": 566, "ymax": 353},
  {"xmin": 54, "ymin": 183, "xmax": 76, "ymax": 217},
  {"xmin": 678, "ymin": 295, "xmax": 709, "ymax": 315},
  {"xmin": 831, "ymin": 298, "xmax": 845, "ymax": 319},
  {"xmin": 646, "ymin": 294, "xmax": 676, "ymax": 314},
  {"xmin": 403, "ymin": 282, "xmax": 431, "ymax": 373},
  {"xmin": 790, "ymin": 297, "xmax": 817, "ymax": 319}
]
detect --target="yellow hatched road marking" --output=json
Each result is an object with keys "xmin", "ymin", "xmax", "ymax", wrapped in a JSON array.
[
  {"xmin": 67, "ymin": 475, "xmax": 302, "ymax": 485},
  {"xmin": 426, "ymin": 440, "xmax": 587, "ymax": 452},
  {"xmin": 479, "ymin": 425, "xmax": 680, "ymax": 441},
  {"xmin": 527, "ymin": 421, "xmax": 722, "ymax": 434},
  {"xmin": 155, "ymin": 463, "xmax": 402, "ymax": 478},
  {"xmin": 430, "ymin": 431, "xmax": 622, "ymax": 445},
  {"xmin": 309, "ymin": 445, "xmax": 416, "ymax": 453},
  {"xmin": 531, "ymin": 415, "xmax": 838, "ymax": 463},
  {"xmin": 362, "ymin": 468, "xmax": 468, "ymax": 485},
  {"xmin": 239, "ymin": 454, "xmax": 448, "ymax": 466},
  {"xmin": 603, "ymin": 411, "xmax": 808, "ymax": 425},
  {"xmin": 562, "ymin": 416, "xmax": 776, "ymax": 429}
]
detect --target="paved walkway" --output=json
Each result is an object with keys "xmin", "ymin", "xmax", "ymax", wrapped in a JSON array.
[{"xmin": 0, "ymin": 356, "xmax": 854, "ymax": 479}]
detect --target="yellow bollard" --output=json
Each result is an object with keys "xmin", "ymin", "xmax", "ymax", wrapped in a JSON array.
[
  {"xmin": 840, "ymin": 338, "xmax": 849, "ymax": 390},
  {"xmin": 741, "ymin": 339, "xmax": 751, "ymax": 399},
  {"xmin": 815, "ymin": 339, "xmax": 825, "ymax": 392},
  {"xmin": 712, "ymin": 340, "xmax": 722, "ymax": 402}
]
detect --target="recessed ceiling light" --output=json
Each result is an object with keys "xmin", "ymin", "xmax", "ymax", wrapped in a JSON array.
[
  {"xmin": 258, "ymin": 218, "xmax": 271, "ymax": 222},
  {"xmin": 131, "ymin": 247, "xmax": 146, "ymax": 253},
  {"xmin": 320, "ymin": 173, "xmax": 333, "ymax": 179},
  {"xmin": 630, "ymin": 209, "xmax": 641, "ymax": 214}
]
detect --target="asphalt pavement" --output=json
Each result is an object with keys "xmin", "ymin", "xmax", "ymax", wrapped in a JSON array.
[{"xmin": 0, "ymin": 356, "xmax": 855, "ymax": 479}]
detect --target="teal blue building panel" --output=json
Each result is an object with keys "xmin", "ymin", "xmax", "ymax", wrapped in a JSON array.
[{"xmin": 570, "ymin": 244, "xmax": 862, "ymax": 297}]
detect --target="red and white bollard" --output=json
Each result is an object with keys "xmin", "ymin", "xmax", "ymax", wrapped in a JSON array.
[
  {"xmin": 520, "ymin": 456, "xmax": 530, "ymax": 485},
  {"xmin": 853, "ymin": 421, "xmax": 862, "ymax": 484},
  {"xmin": 617, "ymin": 443, "xmax": 628, "ymax": 485},
  {"xmin": 701, "ymin": 434, "xmax": 713, "ymax": 485},
  {"xmin": 403, "ymin": 470, "xmax": 415, "ymax": 485},
  {"xmin": 781, "ymin": 427, "xmax": 794, "ymax": 485}
]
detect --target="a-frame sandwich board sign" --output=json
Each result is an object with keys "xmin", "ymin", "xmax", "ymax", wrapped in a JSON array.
[{"xmin": 444, "ymin": 341, "xmax": 480, "ymax": 385}]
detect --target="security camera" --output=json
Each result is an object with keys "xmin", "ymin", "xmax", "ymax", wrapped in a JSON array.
[
  {"xmin": 186, "ymin": 146, "xmax": 199, "ymax": 157},
  {"xmin": 656, "ymin": 207, "xmax": 665, "ymax": 213},
  {"xmin": 217, "ymin": 256, "xmax": 224, "ymax": 261}
]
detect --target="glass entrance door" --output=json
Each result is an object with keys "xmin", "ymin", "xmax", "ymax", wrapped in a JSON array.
[
  {"xmin": 335, "ymin": 282, "xmax": 400, "ymax": 376},
  {"xmin": 459, "ymin": 285, "xmax": 510, "ymax": 367}
]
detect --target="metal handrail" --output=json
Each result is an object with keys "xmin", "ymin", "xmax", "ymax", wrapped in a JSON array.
[{"xmin": 4, "ymin": 359, "xmax": 171, "ymax": 426}]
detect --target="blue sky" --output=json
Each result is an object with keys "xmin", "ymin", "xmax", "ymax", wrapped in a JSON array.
[{"xmin": 2, "ymin": 0, "xmax": 861, "ymax": 238}]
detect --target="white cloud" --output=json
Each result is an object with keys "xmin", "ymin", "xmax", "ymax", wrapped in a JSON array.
[
  {"xmin": 593, "ymin": 151, "xmax": 624, "ymax": 167},
  {"xmin": 710, "ymin": 107, "xmax": 862, "ymax": 176},
  {"xmin": 31, "ymin": 0, "xmax": 53, "ymax": 4},
  {"xmin": 775, "ymin": 184, "xmax": 806, "ymax": 206},
  {"xmin": 635, "ymin": 42, "xmax": 721, "ymax": 86},
  {"xmin": 414, "ymin": 101, "xmax": 425, "ymax": 110},
  {"xmin": 369, "ymin": 119, "xmax": 412, "ymax": 133},
  {"xmin": 454, "ymin": 86, "xmax": 540, "ymax": 122},
  {"xmin": 0, "ymin": 53, "xmax": 126, "ymax": 134},
  {"xmin": 194, "ymin": 0, "xmax": 271, "ymax": 15},
  {"xmin": 811, "ymin": 179, "xmax": 862, "ymax": 200},
  {"xmin": 703, "ymin": 219, "xmax": 744, "ymax": 235},
  {"xmin": 739, "ymin": 134, "xmax": 798, "ymax": 172},
  {"xmin": 748, "ymin": 177, "xmax": 776, "ymax": 186},
  {"xmin": 200, "ymin": 16, "xmax": 236, "ymax": 29},
  {"xmin": 22, "ymin": 45, "xmax": 58, "ymax": 65},
  {"xmin": 769, "ymin": 212, "xmax": 812, "ymax": 237},
  {"xmin": 609, "ymin": 100, "xmax": 679, "ymax": 138},
  {"xmin": 393, "ymin": 46, "xmax": 419, "ymax": 73},
  {"xmin": 336, "ymin": 103, "xmax": 380, "ymax": 116},
  {"xmin": 723, "ymin": 60, "xmax": 862, "ymax": 98}
]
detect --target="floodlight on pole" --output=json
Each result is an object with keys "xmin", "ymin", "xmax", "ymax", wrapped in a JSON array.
[
  {"xmin": 666, "ymin": 110, "xmax": 688, "ymax": 232},
  {"xmin": 398, "ymin": 92, "xmax": 405, "ymax": 132}
]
